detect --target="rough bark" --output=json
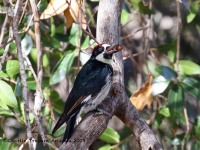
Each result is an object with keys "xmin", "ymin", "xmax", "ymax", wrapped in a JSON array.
[{"xmin": 59, "ymin": 0, "xmax": 163, "ymax": 149}]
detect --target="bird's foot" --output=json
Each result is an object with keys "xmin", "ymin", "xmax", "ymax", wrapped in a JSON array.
[{"xmin": 94, "ymin": 108, "xmax": 110, "ymax": 116}]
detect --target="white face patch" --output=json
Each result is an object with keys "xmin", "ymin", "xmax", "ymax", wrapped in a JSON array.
[
  {"xmin": 95, "ymin": 44, "xmax": 113, "ymax": 64},
  {"xmin": 102, "ymin": 44, "xmax": 110, "ymax": 50}
]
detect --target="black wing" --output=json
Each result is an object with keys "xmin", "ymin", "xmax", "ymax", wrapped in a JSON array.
[{"xmin": 52, "ymin": 59, "xmax": 113, "ymax": 134}]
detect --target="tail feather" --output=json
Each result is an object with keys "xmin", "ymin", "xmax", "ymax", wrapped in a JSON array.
[
  {"xmin": 52, "ymin": 113, "xmax": 69, "ymax": 134},
  {"xmin": 62, "ymin": 113, "xmax": 77, "ymax": 143}
]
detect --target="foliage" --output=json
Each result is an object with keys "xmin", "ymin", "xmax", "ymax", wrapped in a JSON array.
[{"xmin": 0, "ymin": 0, "xmax": 200, "ymax": 149}]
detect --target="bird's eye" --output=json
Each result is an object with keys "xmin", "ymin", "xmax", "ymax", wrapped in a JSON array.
[
  {"xmin": 98, "ymin": 47, "xmax": 104, "ymax": 52},
  {"xmin": 106, "ymin": 46, "xmax": 110, "ymax": 50}
]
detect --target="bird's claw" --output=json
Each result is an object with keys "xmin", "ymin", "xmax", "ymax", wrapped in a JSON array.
[{"xmin": 94, "ymin": 108, "xmax": 110, "ymax": 116}]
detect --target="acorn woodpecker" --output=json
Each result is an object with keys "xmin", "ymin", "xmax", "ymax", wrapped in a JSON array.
[{"xmin": 52, "ymin": 43, "xmax": 122, "ymax": 142}]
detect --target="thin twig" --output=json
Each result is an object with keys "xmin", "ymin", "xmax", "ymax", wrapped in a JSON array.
[
  {"xmin": 181, "ymin": 107, "xmax": 190, "ymax": 150},
  {"xmin": 176, "ymin": 0, "xmax": 181, "ymax": 71},
  {"xmin": 32, "ymin": 111, "xmax": 46, "ymax": 142},
  {"xmin": 121, "ymin": 26, "xmax": 149, "ymax": 40},
  {"xmin": 77, "ymin": 1, "xmax": 82, "ymax": 70},
  {"xmin": 110, "ymin": 135, "xmax": 133, "ymax": 149},
  {"xmin": 1, "ymin": 77, "xmax": 17, "ymax": 84},
  {"xmin": 0, "ymin": 15, "xmax": 8, "ymax": 44},
  {"xmin": 184, "ymin": 107, "xmax": 190, "ymax": 134},
  {"xmin": 19, "ymin": 0, "xmax": 41, "ymax": 34},
  {"xmin": 18, "ymin": 0, "xmax": 29, "ymax": 24},
  {"xmin": 44, "ymin": 142, "xmax": 59, "ymax": 150},
  {"xmin": 47, "ymin": 98, "xmax": 55, "ymax": 122},
  {"xmin": 18, "ymin": 139, "xmax": 29, "ymax": 150},
  {"xmin": 7, "ymin": 2, "xmax": 34, "ymax": 150},
  {"xmin": 0, "ymin": 27, "xmax": 12, "ymax": 71},
  {"xmin": 67, "ymin": 0, "xmax": 98, "ymax": 44},
  {"xmin": 29, "ymin": 0, "xmax": 44, "ymax": 115},
  {"xmin": 24, "ymin": 55, "xmax": 38, "ymax": 81},
  {"xmin": 0, "ymin": 38, "xmax": 13, "ymax": 48},
  {"xmin": 82, "ymin": 29, "xmax": 99, "ymax": 44},
  {"xmin": 32, "ymin": 110, "xmax": 58, "ymax": 149},
  {"xmin": 143, "ymin": 0, "xmax": 153, "ymax": 75}
]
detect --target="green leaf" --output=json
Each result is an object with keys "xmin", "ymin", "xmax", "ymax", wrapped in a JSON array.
[
  {"xmin": 69, "ymin": 24, "xmax": 81, "ymax": 46},
  {"xmin": 51, "ymin": 17, "xmax": 56, "ymax": 37},
  {"xmin": 121, "ymin": 8, "xmax": 129, "ymax": 25},
  {"xmin": 157, "ymin": 41, "xmax": 176, "ymax": 62},
  {"xmin": 30, "ymin": 48, "xmax": 37, "ymax": 64},
  {"xmin": 29, "ymin": 113, "xmax": 34, "ymax": 124},
  {"xmin": 187, "ymin": 12, "xmax": 196, "ymax": 23},
  {"xmin": 98, "ymin": 145, "xmax": 111, "ymax": 150},
  {"xmin": 27, "ymin": 77, "xmax": 49, "ymax": 90},
  {"xmin": 177, "ymin": 60, "xmax": 200, "ymax": 75},
  {"xmin": 41, "ymin": 32, "xmax": 61, "ymax": 49},
  {"xmin": 182, "ymin": 77, "xmax": 200, "ymax": 100},
  {"xmin": 191, "ymin": 140, "xmax": 200, "ymax": 150},
  {"xmin": 53, "ymin": 126, "xmax": 65, "ymax": 137},
  {"xmin": 81, "ymin": 36, "xmax": 90, "ymax": 49},
  {"xmin": 0, "ymin": 140, "xmax": 9, "ymax": 150},
  {"xmin": 99, "ymin": 127, "xmax": 120, "ymax": 144},
  {"xmin": 130, "ymin": 0, "xmax": 153, "ymax": 14},
  {"xmin": 156, "ymin": 66, "xmax": 177, "ymax": 80},
  {"xmin": 168, "ymin": 84, "xmax": 184, "ymax": 112},
  {"xmin": 0, "ymin": 60, "xmax": 20, "ymax": 78},
  {"xmin": 0, "ymin": 108, "xmax": 13, "ymax": 116},
  {"xmin": 43, "ymin": 53, "xmax": 49, "ymax": 68},
  {"xmin": 154, "ymin": 113, "xmax": 164, "ymax": 128},
  {"xmin": 51, "ymin": 38, "xmax": 61, "ymax": 49},
  {"xmin": 194, "ymin": 116, "xmax": 200, "ymax": 136},
  {"xmin": 159, "ymin": 107, "xmax": 171, "ymax": 117},
  {"xmin": 0, "ymin": 48, "xmax": 3, "ymax": 55},
  {"xmin": 50, "ymin": 51, "xmax": 75, "ymax": 85},
  {"xmin": 187, "ymin": 1, "xmax": 200, "ymax": 23},
  {"xmin": 152, "ymin": 75, "xmax": 170, "ymax": 96},
  {"xmin": 0, "ymin": 80, "xmax": 18, "ymax": 109},
  {"xmin": 15, "ymin": 77, "xmax": 22, "ymax": 97},
  {"xmin": 43, "ymin": 89, "xmax": 63, "ymax": 114}
]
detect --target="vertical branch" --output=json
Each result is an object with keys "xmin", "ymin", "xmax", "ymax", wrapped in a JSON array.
[
  {"xmin": 29, "ymin": 0, "xmax": 43, "ymax": 115},
  {"xmin": 0, "ymin": 15, "xmax": 8, "ymax": 44},
  {"xmin": 0, "ymin": 26, "xmax": 12, "ymax": 71},
  {"xmin": 96, "ymin": 0, "xmax": 124, "ymax": 86},
  {"xmin": 7, "ymin": 2, "xmax": 34, "ymax": 150},
  {"xmin": 181, "ymin": 107, "xmax": 190, "ymax": 150},
  {"xmin": 143, "ymin": 0, "xmax": 153, "ymax": 74},
  {"xmin": 77, "ymin": 1, "xmax": 82, "ymax": 70},
  {"xmin": 176, "ymin": 0, "xmax": 181, "ymax": 70}
]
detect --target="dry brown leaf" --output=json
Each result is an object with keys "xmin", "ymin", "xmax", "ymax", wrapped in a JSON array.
[
  {"xmin": 69, "ymin": 0, "xmax": 87, "ymax": 29},
  {"xmin": 130, "ymin": 75, "xmax": 153, "ymax": 111},
  {"xmin": 40, "ymin": 0, "xmax": 69, "ymax": 19},
  {"xmin": 40, "ymin": 0, "xmax": 87, "ymax": 29},
  {"xmin": 64, "ymin": 8, "xmax": 74, "ymax": 28}
]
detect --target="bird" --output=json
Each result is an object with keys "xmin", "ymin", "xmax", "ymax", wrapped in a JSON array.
[{"xmin": 52, "ymin": 43, "xmax": 123, "ymax": 142}]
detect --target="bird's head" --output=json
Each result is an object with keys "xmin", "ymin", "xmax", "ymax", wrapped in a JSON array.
[{"xmin": 91, "ymin": 43, "xmax": 123, "ymax": 64}]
